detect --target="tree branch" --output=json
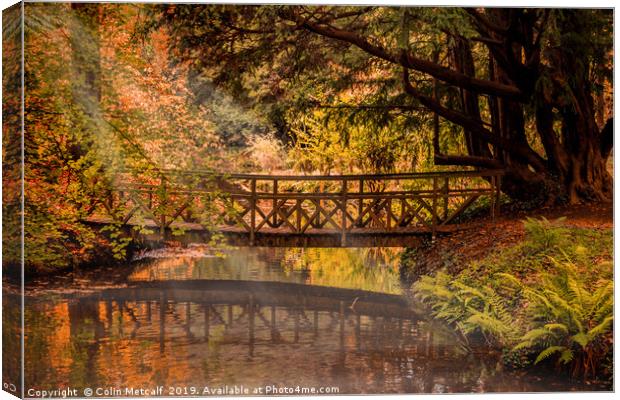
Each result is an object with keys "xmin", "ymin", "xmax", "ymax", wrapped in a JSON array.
[
  {"xmin": 465, "ymin": 8, "xmax": 509, "ymax": 35},
  {"xmin": 282, "ymin": 9, "xmax": 523, "ymax": 99},
  {"xmin": 434, "ymin": 154, "xmax": 504, "ymax": 169},
  {"xmin": 402, "ymin": 69, "xmax": 546, "ymax": 172},
  {"xmin": 399, "ymin": 52, "xmax": 522, "ymax": 98}
]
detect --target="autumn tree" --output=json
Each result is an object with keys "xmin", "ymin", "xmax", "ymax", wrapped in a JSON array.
[
  {"xmin": 155, "ymin": 5, "xmax": 613, "ymax": 204},
  {"xmin": 17, "ymin": 3, "xmax": 228, "ymax": 271}
]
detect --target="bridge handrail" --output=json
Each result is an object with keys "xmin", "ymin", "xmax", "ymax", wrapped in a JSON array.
[
  {"xmin": 99, "ymin": 168, "xmax": 505, "ymax": 245},
  {"xmin": 119, "ymin": 168, "xmax": 505, "ymax": 182}
]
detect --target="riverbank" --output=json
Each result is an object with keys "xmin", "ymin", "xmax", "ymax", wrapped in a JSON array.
[
  {"xmin": 400, "ymin": 202, "xmax": 612, "ymax": 282},
  {"xmin": 401, "ymin": 201, "xmax": 613, "ymax": 386}
]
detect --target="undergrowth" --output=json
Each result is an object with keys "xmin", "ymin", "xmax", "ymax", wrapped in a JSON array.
[{"xmin": 413, "ymin": 217, "xmax": 613, "ymax": 382}]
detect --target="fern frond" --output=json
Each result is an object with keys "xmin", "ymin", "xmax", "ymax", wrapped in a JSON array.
[
  {"xmin": 544, "ymin": 323, "xmax": 568, "ymax": 334},
  {"xmin": 465, "ymin": 312, "xmax": 513, "ymax": 338},
  {"xmin": 589, "ymin": 282, "xmax": 613, "ymax": 319},
  {"xmin": 559, "ymin": 349, "xmax": 574, "ymax": 364},
  {"xmin": 586, "ymin": 316, "xmax": 613, "ymax": 339},
  {"xmin": 494, "ymin": 272, "xmax": 524, "ymax": 289},
  {"xmin": 519, "ymin": 328, "xmax": 554, "ymax": 343},
  {"xmin": 452, "ymin": 281, "xmax": 486, "ymax": 301},
  {"xmin": 535, "ymin": 346, "xmax": 566, "ymax": 364},
  {"xmin": 593, "ymin": 299, "xmax": 613, "ymax": 323},
  {"xmin": 572, "ymin": 332, "xmax": 590, "ymax": 349}
]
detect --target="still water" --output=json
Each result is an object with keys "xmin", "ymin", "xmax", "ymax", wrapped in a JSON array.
[{"xmin": 13, "ymin": 247, "xmax": 605, "ymax": 394}]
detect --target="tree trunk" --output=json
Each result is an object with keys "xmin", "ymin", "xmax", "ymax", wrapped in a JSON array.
[
  {"xmin": 452, "ymin": 36, "xmax": 493, "ymax": 160},
  {"xmin": 462, "ymin": 9, "xmax": 612, "ymax": 205}
]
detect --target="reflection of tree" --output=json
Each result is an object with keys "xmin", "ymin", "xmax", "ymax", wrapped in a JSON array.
[
  {"xmin": 128, "ymin": 247, "xmax": 403, "ymax": 294},
  {"xmin": 283, "ymin": 248, "xmax": 402, "ymax": 293},
  {"xmin": 24, "ymin": 284, "xmax": 589, "ymax": 393},
  {"xmin": 67, "ymin": 298, "xmax": 104, "ymax": 388},
  {"xmin": 3, "ymin": 294, "xmax": 22, "ymax": 393}
]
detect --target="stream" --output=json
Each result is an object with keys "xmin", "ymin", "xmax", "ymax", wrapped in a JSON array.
[{"xmin": 4, "ymin": 247, "xmax": 606, "ymax": 395}]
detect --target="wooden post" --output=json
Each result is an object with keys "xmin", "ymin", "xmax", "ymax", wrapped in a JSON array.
[
  {"xmin": 250, "ymin": 178, "xmax": 256, "ymax": 246},
  {"xmin": 296, "ymin": 199, "xmax": 302, "ymax": 233},
  {"xmin": 386, "ymin": 198, "xmax": 392, "ymax": 230},
  {"xmin": 357, "ymin": 178, "xmax": 364, "ymax": 227},
  {"xmin": 318, "ymin": 180, "xmax": 325, "ymax": 227},
  {"xmin": 272, "ymin": 179, "xmax": 278, "ymax": 227},
  {"xmin": 341, "ymin": 179, "xmax": 347, "ymax": 246}
]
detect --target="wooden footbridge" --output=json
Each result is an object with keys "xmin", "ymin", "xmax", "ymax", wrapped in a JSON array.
[{"xmin": 86, "ymin": 169, "xmax": 503, "ymax": 247}]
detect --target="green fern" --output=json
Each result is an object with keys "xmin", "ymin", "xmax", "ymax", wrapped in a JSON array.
[
  {"xmin": 516, "ymin": 256, "xmax": 613, "ymax": 379},
  {"xmin": 535, "ymin": 345, "xmax": 567, "ymax": 364},
  {"xmin": 412, "ymin": 219, "xmax": 612, "ymax": 380}
]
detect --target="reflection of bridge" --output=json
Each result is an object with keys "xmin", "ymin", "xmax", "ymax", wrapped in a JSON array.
[
  {"xmin": 18, "ymin": 280, "xmax": 480, "ymax": 393},
  {"xmin": 79, "ymin": 280, "xmax": 421, "ymax": 356},
  {"xmin": 86, "ymin": 169, "xmax": 503, "ymax": 246}
]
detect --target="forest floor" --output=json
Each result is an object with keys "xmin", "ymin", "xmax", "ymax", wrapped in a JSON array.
[{"xmin": 400, "ymin": 201, "xmax": 613, "ymax": 281}]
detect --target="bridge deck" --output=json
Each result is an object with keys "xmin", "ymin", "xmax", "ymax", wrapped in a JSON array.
[{"xmin": 86, "ymin": 216, "xmax": 466, "ymax": 247}]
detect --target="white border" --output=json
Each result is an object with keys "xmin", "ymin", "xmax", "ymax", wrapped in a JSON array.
[{"xmin": 0, "ymin": 2, "xmax": 617, "ymax": 400}]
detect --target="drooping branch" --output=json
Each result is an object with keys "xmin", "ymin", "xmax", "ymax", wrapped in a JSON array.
[
  {"xmin": 399, "ymin": 52, "xmax": 522, "ymax": 98},
  {"xmin": 280, "ymin": 9, "xmax": 523, "ymax": 99},
  {"xmin": 402, "ymin": 69, "xmax": 547, "ymax": 172},
  {"xmin": 434, "ymin": 154, "xmax": 504, "ymax": 169}
]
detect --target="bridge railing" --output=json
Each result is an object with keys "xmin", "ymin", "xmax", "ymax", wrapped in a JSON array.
[{"xmin": 93, "ymin": 169, "xmax": 504, "ymax": 245}]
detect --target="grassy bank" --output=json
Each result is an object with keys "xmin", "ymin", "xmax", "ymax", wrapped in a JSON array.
[{"xmin": 408, "ymin": 217, "xmax": 613, "ymax": 383}]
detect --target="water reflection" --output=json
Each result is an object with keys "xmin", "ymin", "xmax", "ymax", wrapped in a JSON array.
[
  {"xmin": 16, "ymin": 247, "xmax": 606, "ymax": 394},
  {"xmin": 129, "ymin": 247, "xmax": 403, "ymax": 294},
  {"xmin": 23, "ymin": 281, "xmax": 462, "ymax": 394}
]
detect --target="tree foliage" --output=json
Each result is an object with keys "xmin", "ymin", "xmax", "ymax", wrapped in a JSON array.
[
  {"xmin": 154, "ymin": 5, "xmax": 613, "ymax": 203},
  {"xmin": 15, "ymin": 3, "xmax": 235, "ymax": 271},
  {"xmin": 4, "ymin": 4, "xmax": 614, "ymax": 271}
]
